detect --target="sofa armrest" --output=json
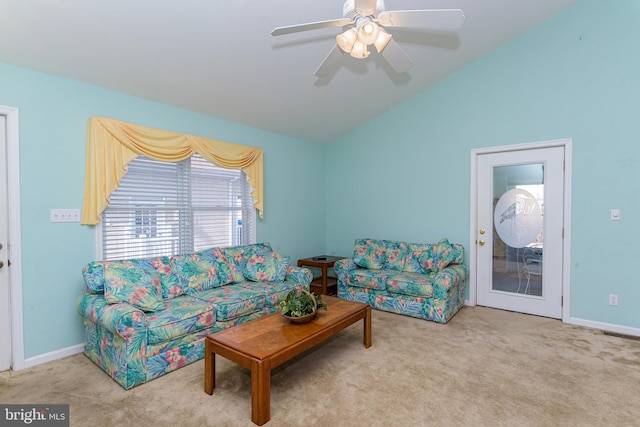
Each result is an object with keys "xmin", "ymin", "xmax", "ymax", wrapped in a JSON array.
[
  {"xmin": 76, "ymin": 293, "xmax": 147, "ymax": 338},
  {"xmin": 334, "ymin": 258, "xmax": 357, "ymax": 275},
  {"xmin": 334, "ymin": 258, "xmax": 358, "ymax": 287},
  {"xmin": 433, "ymin": 264, "xmax": 468, "ymax": 293},
  {"xmin": 286, "ymin": 266, "xmax": 313, "ymax": 286}
]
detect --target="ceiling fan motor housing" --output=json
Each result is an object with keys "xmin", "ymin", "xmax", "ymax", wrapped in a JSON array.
[{"xmin": 343, "ymin": 0, "xmax": 385, "ymax": 19}]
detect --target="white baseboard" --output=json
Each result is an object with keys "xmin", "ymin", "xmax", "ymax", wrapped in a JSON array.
[
  {"xmin": 22, "ymin": 344, "xmax": 84, "ymax": 370},
  {"xmin": 568, "ymin": 317, "xmax": 640, "ymax": 337},
  {"xmin": 463, "ymin": 301, "xmax": 639, "ymax": 337}
]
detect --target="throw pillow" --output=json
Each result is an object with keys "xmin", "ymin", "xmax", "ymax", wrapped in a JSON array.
[
  {"xmin": 82, "ymin": 261, "xmax": 106, "ymax": 293},
  {"xmin": 104, "ymin": 262, "xmax": 165, "ymax": 312},
  {"xmin": 432, "ymin": 238, "xmax": 456, "ymax": 273},
  {"xmin": 452, "ymin": 243, "xmax": 465, "ymax": 264},
  {"xmin": 243, "ymin": 251, "xmax": 290, "ymax": 282}
]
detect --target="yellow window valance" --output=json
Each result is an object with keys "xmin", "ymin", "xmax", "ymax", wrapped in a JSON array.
[{"xmin": 81, "ymin": 116, "xmax": 264, "ymax": 225}]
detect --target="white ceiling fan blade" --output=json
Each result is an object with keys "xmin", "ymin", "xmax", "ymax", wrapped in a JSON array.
[
  {"xmin": 380, "ymin": 39, "xmax": 413, "ymax": 74},
  {"xmin": 354, "ymin": 0, "xmax": 378, "ymax": 16},
  {"xmin": 314, "ymin": 45, "xmax": 345, "ymax": 78},
  {"xmin": 378, "ymin": 9, "xmax": 465, "ymax": 30},
  {"xmin": 271, "ymin": 18, "xmax": 353, "ymax": 36}
]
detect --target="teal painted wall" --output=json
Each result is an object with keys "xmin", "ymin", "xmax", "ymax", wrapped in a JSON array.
[
  {"xmin": 5, "ymin": 0, "xmax": 640, "ymax": 362},
  {"xmin": 327, "ymin": 0, "xmax": 640, "ymax": 329},
  {"xmin": 1, "ymin": 62, "xmax": 326, "ymax": 359}
]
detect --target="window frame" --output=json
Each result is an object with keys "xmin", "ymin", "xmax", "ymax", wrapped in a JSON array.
[{"xmin": 94, "ymin": 155, "xmax": 257, "ymax": 260}]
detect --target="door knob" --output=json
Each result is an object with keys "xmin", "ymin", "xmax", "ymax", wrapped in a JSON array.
[
  {"xmin": 478, "ymin": 240, "xmax": 485, "ymax": 246},
  {"xmin": 479, "ymin": 229, "xmax": 485, "ymax": 235},
  {"xmin": 0, "ymin": 260, "xmax": 4, "ymax": 268}
]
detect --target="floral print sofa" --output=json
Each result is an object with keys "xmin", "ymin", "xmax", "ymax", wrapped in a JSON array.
[
  {"xmin": 76, "ymin": 242, "xmax": 312, "ymax": 389},
  {"xmin": 335, "ymin": 238, "xmax": 467, "ymax": 324}
]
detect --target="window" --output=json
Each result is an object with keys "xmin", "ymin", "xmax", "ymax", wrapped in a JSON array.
[{"xmin": 99, "ymin": 154, "xmax": 256, "ymax": 260}]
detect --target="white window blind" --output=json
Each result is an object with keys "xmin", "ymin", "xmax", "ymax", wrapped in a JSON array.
[{"xmin": 100, "ymin": 154, "xmax": 256, "ymax": 260}]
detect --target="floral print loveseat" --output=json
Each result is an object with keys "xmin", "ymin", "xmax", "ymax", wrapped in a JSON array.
[
  {"xmin": 76, "ymin": 242, "xmax": 312, "ymax": 389},
  {"xmin": 335, "ymin": 238, "xmax": 467, "ymax": 324}
]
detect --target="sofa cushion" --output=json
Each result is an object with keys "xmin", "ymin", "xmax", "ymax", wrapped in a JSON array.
[
  {"xmin": 386, "ymin": 272, "xmax": 434, "ymax": 298},
  {"xmin": 146, "ymin": 328, "xmax": 213, "ymax": 359},
  {"xmin": 129, "ymin": 256, "xmax": 184, "ymax": 300},
  {"xmin": 145, "ymin": 295, "xmax": 215, "ymax": 345},
  {"xmin": 226, "ymin": 262, "xmax": 246, "ymax": 283},
  {"xmin": 171, "ymin": 249, "xmax": 234, "ymax": 293},
  {"xmin": 346, "ymin": 269, "xmax": 399, "ymax": 291},
  {"xmin": 220, "ymin": 242, "xmax": 273, "ymax": 282},
  {"xmin": 239, "ymin": 281, "xmax": 301, "ymax": 308},
  {"xmin": 404, "ymin": 243, "xmax": 433, "ymax": 273},
  {"xmin": 432, "ymin": 238, "xmax": 456, "ymax": 273},
  {"xmin": 193, "ymin": 285, "xmax": 266, "ymax": 321},
  {"xmin": 219, "ymin": 247, "xmax": 251, "ymax": 281},
  {"xmin": 415, "ymin": 247, "xmax": 435, "ymax": 274},
  {"xmin": 353, "ymin": 239, "xmax": 386, "ymax": 270},
  {"xmin": 243, "ymin": 251, "xmax": 290, "ymax": 282},
  {"xmin": 385, "ymin": 241, "xmax": 409, "ymax": 271},
  {"xmin": 103, "ymin": 262, "xmax": 165, "ymax": 312}
]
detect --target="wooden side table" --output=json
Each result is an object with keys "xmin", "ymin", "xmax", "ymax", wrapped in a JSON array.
[{"xmin": 297, "ymin": 255, "xmax": 346, "ymax": 295}]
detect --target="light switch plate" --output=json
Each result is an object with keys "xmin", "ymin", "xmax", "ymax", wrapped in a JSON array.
[
  {"xmin": 50, "ymin": 209, "xmax": 81, "ymax": 222},
  {"xmin": 611, "ymin": 209, "xmax": 620, "ymax": 221}
]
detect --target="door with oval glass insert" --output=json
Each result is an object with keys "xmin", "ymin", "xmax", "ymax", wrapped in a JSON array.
[{"xmin": 476, "ymin": 146, "xmax": 564, "ymax": 319}]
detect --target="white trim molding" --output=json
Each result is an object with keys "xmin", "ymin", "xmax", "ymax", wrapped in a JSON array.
[
  {"xmin": 1, "ymin": 105, "xmax": 24, "ymax": 370},
  {"xmin": 23, "ymin": 344, "xmax": 84, "ymax": 369},
  {"xmin": 569, "ymin": 317, "xmax": 640, "ymax": 338}
]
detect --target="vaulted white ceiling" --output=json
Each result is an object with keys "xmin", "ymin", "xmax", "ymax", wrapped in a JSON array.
[{"xmin": 0, "ymin": 0, "xmax": 578, "ymax": 143}]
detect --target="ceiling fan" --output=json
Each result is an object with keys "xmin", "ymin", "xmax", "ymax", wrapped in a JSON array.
[{"xmin": 271, "ymin": 0, "xmax": 465, "ymax": 77}]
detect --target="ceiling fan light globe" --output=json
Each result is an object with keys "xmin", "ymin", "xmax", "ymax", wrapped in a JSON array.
[
  {"xmin": 336, "ymin": 28, "xmax": 358, "ymax": 53},
  {"xmin": 358, "ymin": 21, "xmax": 379, "ymax": 45},
  {"xmin": 373, "ymin": 27, "xmax": 392, "ymax": 52},
  {"xmin": 349, "ymin": 41, "xmax": 369, "ymax": 59}
]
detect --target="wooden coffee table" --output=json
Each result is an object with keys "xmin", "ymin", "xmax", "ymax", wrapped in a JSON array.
[{"xmin": 204, "ymin": 296, "xmax": 371, "ymax": 425}]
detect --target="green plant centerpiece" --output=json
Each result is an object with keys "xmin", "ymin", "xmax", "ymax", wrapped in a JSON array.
[{"xmin": 279, "ymin": 288, "xmax": 327, "ymax": 323}]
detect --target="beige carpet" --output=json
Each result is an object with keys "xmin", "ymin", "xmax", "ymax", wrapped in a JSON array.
[{"xmin": 2, "ymin": 306, "xmax": 640, "ymax": 427}]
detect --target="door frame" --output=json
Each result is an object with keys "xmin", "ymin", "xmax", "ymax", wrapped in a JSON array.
[
  {"xmin": 1, "ymin": 105, "xmax": 24, "ymax": 370},
  {"xmin": 468, "ymin": 138, "xmax": 572, "ymax": 322}
]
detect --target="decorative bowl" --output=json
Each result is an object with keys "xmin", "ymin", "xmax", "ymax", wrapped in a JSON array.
[
  {"xmin": 282, "ymin": 310, "xmax": 317, "ymax": 324},
  {"xmin": 280, "ymin": 288, "xmax": 325, "ymax": 324}
]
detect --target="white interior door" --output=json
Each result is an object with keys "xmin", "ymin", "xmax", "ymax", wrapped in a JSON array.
[
  {"xmin": 0, "ymin": 114, "xmax": 10, "ymax": 371},
  {"xmin": 476, "ymin": 146, "xmax": 564, "ymax": 319}
]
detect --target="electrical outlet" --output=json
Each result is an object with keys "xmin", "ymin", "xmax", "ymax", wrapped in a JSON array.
[{"xmin": 609, "ymin": 294, "xmax": 619, "ymax": 306}]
